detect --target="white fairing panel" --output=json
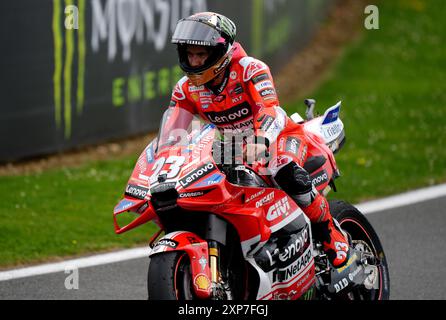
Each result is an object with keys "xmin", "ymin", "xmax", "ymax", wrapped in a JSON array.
[{"xmin": 303, "ymin": 101, "xmax": 345, "ymax": 153}]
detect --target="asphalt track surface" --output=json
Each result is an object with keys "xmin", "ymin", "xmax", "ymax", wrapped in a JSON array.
[{"xmin": 1, "ymin": 196, "xmax": 446, "ymax": 300}]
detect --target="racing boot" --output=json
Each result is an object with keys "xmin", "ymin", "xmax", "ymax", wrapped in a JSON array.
[{"xmin": 301, "ymin": 193, "xmax": 349, "ymax": 268}]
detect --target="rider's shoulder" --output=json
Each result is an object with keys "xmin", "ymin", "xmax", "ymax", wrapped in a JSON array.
[
  {"xmin": 171, "ymin": 76, "xmax": 189, "ymax": 101},
  {"xmin": 174, "ymin": 75, "xmax": 189, "ymax": 88},
  {"xmin": 236, "ymin": 56, "xmax": 270, "ymax": 82}
]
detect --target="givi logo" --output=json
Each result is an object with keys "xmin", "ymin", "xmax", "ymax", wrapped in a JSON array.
[{"xmin": 266, "ymin": 197, "xmax": 291, "ymax": 221}]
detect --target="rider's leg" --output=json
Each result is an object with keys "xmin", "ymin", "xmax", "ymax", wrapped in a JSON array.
[{"xmin": 273, "ymin": 161, "xmax": 349, "ymax": 267}]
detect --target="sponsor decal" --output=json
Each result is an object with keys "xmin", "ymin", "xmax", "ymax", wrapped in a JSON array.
[
  {"xmin": 191, "ymin": 124, "xmax": 215, "ymax": 144},
  {"xmin": 189, "ymin": 85, "xmax": 204, "ymax": 92},
  {"xmin": 300, "ymin": 145, "xmax": 308, "ymax": 164},
  {"xmin": 323, "ymin": 122, "xmax": 343, "ymax": 140},
  {"xmin": 199, "ymin": 256, "xmax": 208, "ymax": 271},
  {"xmin": 114, "ymin": 199, "xmax": 135, "ymax": 213},
  {"xmin": 334, "ymin": 278, "xmax": 349, "ymax": 293},
  {"xmin": 266, "ymin": 197, "xmax": 291, "ymax": 221},
  {"xmin": 214, "ymin": 56, "xmax": 231, "ymax": 74},
  {"xmin": 231, "ymin": 96, "xmax": 242, "ymax": 103},
  {"xmin": 136, "ymin": 154, "xmax": 147, "ymax": 173},
  {"xmin": 285, "ymin": 137, "xmax": 301, "ymax": 155},
  {"xmin": 349, "ymin": 265, "xmax": 363, "ymax": 281},
  {"xmin": 154, "ymin": 238, "xmax": 179, "ymax": 249},
  {"xmin": 279, "ymin": 137, "xmax": 286, "ymax": 152},
  {"xmin": 194, "ymin": 274, "xmax": 211, "ymax": 291},
  {"xmin": 259, "ymin": 115, "xmax": 274, "ymax": 132},
  {"xmin": 266, "ymin": 155, "xmax": 292, "ymax": 174},
  {"xmin": 179, "ymin": 162, "xmax": 215, "ymax": 188},
  {"xmin": 243, "ymin": 60, "xmax": 268, "ymax": 81},
  {"xmin": 190, "ymin": 93, "xmax": 199, "ymax": 102},
  {"xmin": 200, "ymin": 97, "xmax": 213, "ymax": 105},
  {"xmin": 150, "ymin": 182, "xmax": 176, "ymax": 194},
  {"xmin": 257, "ymin": 114, "xmax": 266, "ymax": 122},
  {"xmin": 230, "ymin": 71, "xmax": 237, "ymax": 80},
  {"xmin": 251, "ymin": 73, "xmax": 269, "ymax": 84},
  {"xmin": 187, "ymin": 236, "xmax": 201, "ymax": 245},
  {"xmin": 272, "ymin": 290, "xmax": 299, "ymax": 300},
  {"xmin": 178, "ymin": 190, "xmax": 212, "ymax": 198},
  {"xmin": 213, "ymin": 75, "xmax": 229, "ymax": 95},
  {"xmin": 190, "ymin": 135, "xmax": 213, "ymax": 159},
  {"xmin": 218, "ymin": 119, "xmax": 254, "ymax": 132},
  {"xmin": 255, "ymin": 191, "xmax": 275, "ymax": 208},
  {"xmin": 245, "ymin": 189, "xmax": 266, "ymax": 203},
  {"xmin": 272, "ymin": 248, "xmax": 312, "ymax": 283},
  {"xmin": 195, "ymin": 173, "xmax": 224, "ymax": 187},
  {"xmin": 125, "ymin": 184, "xmax": 149, "ymax": 199},
  {"xmin": 264, "ymin": 111, "xmax": 285, "ymax": 139},
  {"xmin": 322, "ymin": 105, "xmax": 340, "ymax": 125},
  {"xmin": 311, "ymin": 169, "xmax": 329, "ymax": 187},
  {"xmin": 255, "ymin": 80, "xmax": 274, "ymax": 91},
  {"xmin": 260, "ymin": 88, "xmax": 276, "ymax": 99},
  {"xmin": 266, "ymin": 225, "xmax": 310, "ymax": 268},
  {"xmin": 205, "ymin": 102, "xmax": 252, "ymax": 124},
  {"xmin": 199, "ymin": 91, "xmax": 212, "ymax": 97},
  {"xmin": 213, "ymin": 95, "xmax": 226, "ymax": 103},
  {"xmin": 228, "ymin": 83, "xmax": 244, "ymax": 97}
]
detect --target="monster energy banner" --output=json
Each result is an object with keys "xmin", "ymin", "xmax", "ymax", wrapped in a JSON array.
[{"xmin": 0, "ymin": 0, "xmax": 332, "ymax": 162}]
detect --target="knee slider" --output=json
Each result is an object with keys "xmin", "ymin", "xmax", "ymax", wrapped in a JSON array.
[{"xmin": 274, "ymin": 162, "xmax": 312, "ymax": 195}]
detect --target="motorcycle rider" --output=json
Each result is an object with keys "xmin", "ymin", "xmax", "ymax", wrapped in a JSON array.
[{"xmin": 168, "ymin": 12, "xmax": 349, "ymax": 267}]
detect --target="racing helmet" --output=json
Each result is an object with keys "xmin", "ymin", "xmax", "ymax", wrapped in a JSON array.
[{"xmin": 171, "ymin": 12, "xmax": 236, "ymax": 86}]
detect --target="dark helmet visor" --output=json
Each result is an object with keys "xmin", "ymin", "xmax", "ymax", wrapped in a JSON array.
[{"xmin": 171, "ymin": 20, "xmax": 221, "ymax": 46}]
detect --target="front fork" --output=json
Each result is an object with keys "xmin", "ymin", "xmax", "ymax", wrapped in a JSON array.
[
  {"xmin": 209, "ymin": 240, "xmax": 235, "ymax": 300},
  {"xmin": 208, "ymin": 240, "xmax": 226, "ymax": 299},
  {"xmin": 209, "ymin": 241, "xmax": 220, "ymax": 284}
]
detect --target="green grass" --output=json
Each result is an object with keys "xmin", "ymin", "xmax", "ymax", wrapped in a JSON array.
[
  {"xmin": 286, "ymin": 0, "xmax": 446, "ymax": 203},
  {"xmin": 0, "ymin": 155, "xmax": 158, "ymax": 267},
  {"xmin": 1, "ymin": 0, "xmax": 445, "ymax": 267}
]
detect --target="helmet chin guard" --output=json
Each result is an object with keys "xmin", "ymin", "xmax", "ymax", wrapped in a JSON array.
[{"xmin": 184, "ymin": 44, "xmax": 235, "ymax": 86}]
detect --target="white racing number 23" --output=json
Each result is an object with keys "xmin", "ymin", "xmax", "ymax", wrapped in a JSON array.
[{"xmin": 150, "ymin": 156, "xmax": 186, "ymax": 183}]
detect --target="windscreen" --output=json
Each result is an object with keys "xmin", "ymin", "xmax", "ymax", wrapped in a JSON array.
[{"xmin": 156, "ymin": 107, "xmax": 207, "ymax": 153}]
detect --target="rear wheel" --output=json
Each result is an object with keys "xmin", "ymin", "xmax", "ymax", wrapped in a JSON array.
[
  {"xmin": 329, "ymin": 200, "xmax": 390, "ymax": 300},
  {"xmin": 148, "ymin": 252, "xmax": 194, "ymax": 300}
]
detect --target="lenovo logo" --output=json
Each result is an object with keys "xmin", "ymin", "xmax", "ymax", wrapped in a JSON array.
[
  {"xmin": 179, "ymin": 162, "xmax": 215, "ymax": 188},
  {"xmin": 205, "ymin": 103, "xmax": 252, "ymax": 124},
  {"xmin": 125, "ymin": 184, "xmax": 149, "ymax": 199}
]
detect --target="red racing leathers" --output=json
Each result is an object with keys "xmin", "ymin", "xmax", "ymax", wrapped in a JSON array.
[{"xmin": 168, "ymin": 42, "xmax": 349, "ymax": 267}]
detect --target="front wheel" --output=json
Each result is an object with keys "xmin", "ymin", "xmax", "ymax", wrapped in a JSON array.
[
  {"xmin": 329, "ymin": 200, "xmax": 390, "ymax": 300},
  {"xmin": 148, "ymin": 251, "xmax": 195, "ymax": 300}
]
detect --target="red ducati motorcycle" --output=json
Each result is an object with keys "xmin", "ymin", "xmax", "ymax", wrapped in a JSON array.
[{"xmin": 113, "ymin": 100, "xmax": 390, "ymax": 300}]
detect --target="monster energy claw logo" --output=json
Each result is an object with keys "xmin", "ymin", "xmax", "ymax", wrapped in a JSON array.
[{"xmin": 53, "ymin": 0, "xmax": 86, "ymax": 139}]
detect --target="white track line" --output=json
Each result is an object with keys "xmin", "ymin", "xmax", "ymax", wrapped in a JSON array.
[
  {"xmin": 0, "ymin": 247, "xmax": 151, "ymax": 282},
  {"xmin": 356, "ymin": 183, "xmax": 446, "ymax": 214},
  {"xmin": 1, "ymin": 183, "xmax": 446, "ymax": 282}
]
